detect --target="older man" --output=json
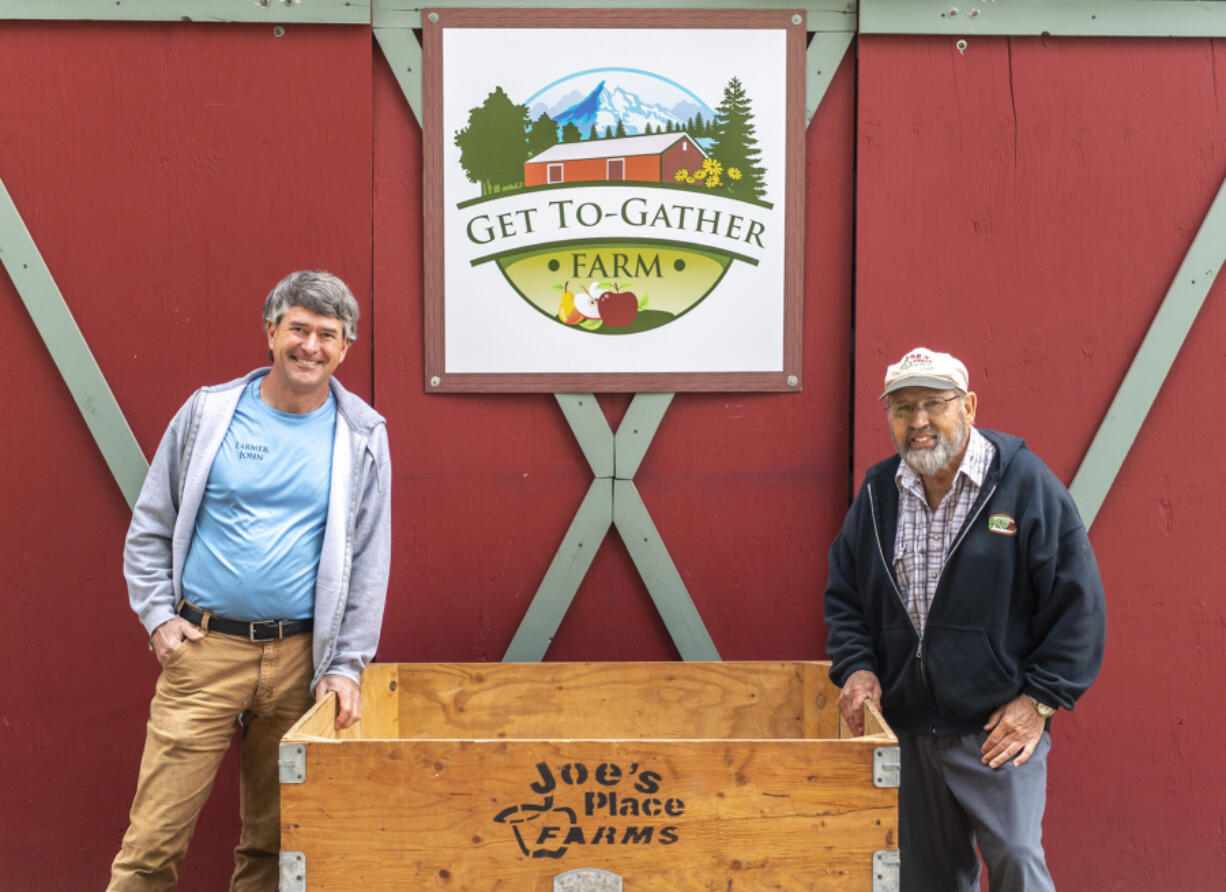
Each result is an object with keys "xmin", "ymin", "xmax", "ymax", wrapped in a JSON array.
[
  {"xmin": 823, "ymin": 347, "xmax": 1106, "ymax": 891},
  {"xmin": 109, "ymin": 270, "xmax": 392, "ymax": 890}
]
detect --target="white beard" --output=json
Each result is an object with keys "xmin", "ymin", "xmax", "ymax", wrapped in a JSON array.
[{"xmin": 897, "ymin": 414, "xmax": 968, "ymax": 476}]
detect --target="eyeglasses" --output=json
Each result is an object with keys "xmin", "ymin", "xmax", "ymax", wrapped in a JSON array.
[{"xmin": 884, "ymin": 394, "xmax": 961, "ymax": 422}]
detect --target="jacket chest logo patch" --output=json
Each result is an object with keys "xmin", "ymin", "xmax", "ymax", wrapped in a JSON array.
[{"xmin": 987, "ymin": 514, "xmax": 1017, "ymax": 535}]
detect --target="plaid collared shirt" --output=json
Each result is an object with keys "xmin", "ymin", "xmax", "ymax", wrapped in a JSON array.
[{"xmin": 893, "ymin": 427, "xmax": 996, "ymax": 637}]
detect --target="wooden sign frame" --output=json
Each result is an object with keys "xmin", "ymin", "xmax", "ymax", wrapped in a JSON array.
[{"xmin": 422, "ymin": 7, "xmax": 806, "ymax": 392}]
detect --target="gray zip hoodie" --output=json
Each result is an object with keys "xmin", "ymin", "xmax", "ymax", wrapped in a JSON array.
[{"xmin": 123, "ymin": 368, "xmax": 392, "ymax": 691}]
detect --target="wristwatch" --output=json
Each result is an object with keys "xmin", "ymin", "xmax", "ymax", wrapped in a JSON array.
[{"xmin": 1027, "ymin": 695, "xmax": 1056, "ymax": 718}]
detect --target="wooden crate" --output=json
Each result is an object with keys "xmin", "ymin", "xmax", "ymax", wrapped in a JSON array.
[{"xmin": 280, "ymin": 661, "xmax": 897, "ymax": 891}]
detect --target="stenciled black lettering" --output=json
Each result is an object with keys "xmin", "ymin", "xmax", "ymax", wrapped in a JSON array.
[
  {"xmin": 530, "ymin": 761, "xmax": 556, "ymax": 794},
  {"xmin": 621, "ymin": 826, "xmax": 654, "ymax": 845},
  {"xmin": 634, "ymin": 770, "xmax": 662, "ymax": 794},
  {"xmin": 584, "ymin": 791, "xmax": 610, "ymax": 816},
  {"xmin": 563, "ymin": 826, "xmax": 586, "ymax": 845},
  {"xmin": 617, "ymin": 797, "xmax": 640, "ymax": 817},
  {"xmin": 659, "ymin": 826, "xmax": 679, "ymax": 845}
]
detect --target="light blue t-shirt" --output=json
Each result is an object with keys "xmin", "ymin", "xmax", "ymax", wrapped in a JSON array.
[{"xmin": 182, "ymin": 378, "xmax": 336, "ymax": 621}]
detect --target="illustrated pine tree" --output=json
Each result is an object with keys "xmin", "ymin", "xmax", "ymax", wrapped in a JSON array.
[
  {"xmin": 709, "ymin": 76, "xmax": 767, "ymax": 201},
  {"xmin": 561, "ymin": 121, "xmax": 582, "ymax": 143},
  {"xmin": 528, "ymin": 111, "xmax": 560, "ymax": 155}
]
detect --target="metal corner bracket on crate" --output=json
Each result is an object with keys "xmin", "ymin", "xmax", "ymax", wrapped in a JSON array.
[
  {"xmin": 873, "ymin": 745, "xmax": 900, "ymax": 787},
  {"xmin": 279, "ymin": 851, "xmax": 307, "ymax": 892},
  {"xmin": 873, "ymin": 849, "xmax": 901, "ymax": 892},
  {"xmin": 279, "ymin": 743, "xmax": 306, "ymax": 784}
]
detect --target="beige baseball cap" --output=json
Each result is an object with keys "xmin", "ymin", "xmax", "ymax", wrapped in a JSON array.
[{"xmin": 880, "ymin": 347, "xmax": 969, "ymax": 398}]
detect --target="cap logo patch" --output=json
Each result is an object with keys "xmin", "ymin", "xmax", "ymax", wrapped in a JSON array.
[
  {"xmin": 900, "ymin": 351, "xmax": 934, "ymax": 370},
  {"xmin": 987, "ymin": 514, "xmax": 1017, "ymax": 535}
]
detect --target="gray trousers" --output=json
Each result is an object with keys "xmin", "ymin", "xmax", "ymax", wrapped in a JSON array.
[{"xmin": 897, "ymin": 730, "xmax": 1056, "ymax": 892}]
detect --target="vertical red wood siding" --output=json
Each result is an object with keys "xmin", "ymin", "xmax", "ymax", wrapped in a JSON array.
[
  {"xmin": 0, "ymin": 22, "xmax": 372, "ymax": 890},
  {"xmin": 857, "ymin": 35, "xmax": 1226, "ymax": 889}
]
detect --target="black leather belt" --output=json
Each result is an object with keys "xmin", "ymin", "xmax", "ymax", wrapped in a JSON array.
[{"xmin": 177, "ymin": 601, "xmax": 313, "ymax": 641}]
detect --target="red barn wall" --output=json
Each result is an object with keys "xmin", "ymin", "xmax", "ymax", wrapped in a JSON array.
[{"xmin": 2, "ymin": 18, "xmax": 1223, "ymax": 891}]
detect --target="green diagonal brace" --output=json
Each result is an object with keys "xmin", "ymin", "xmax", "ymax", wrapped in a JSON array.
[
  {"xmin": 613, "ymin": 478, "xmax": 720, "ymax": 661},
  {"xmin": 504, "ymin": 393, "xmax": 720, "ymax": 662},
  {"xmin": 0, "ymin": 177, "xmax": 148, "ymax": 508},
  {"xmin": 806, "ymin": 30, "xmax": 854, "ymax": 125},
  {"xmin": 556, "ymin": 393, "xmax": 615, "ymax": 478},
  {"xmin": 502, "ymin": 477, "xmax": 614, "ymax": 662},
  {"xmin": 373, "ymin": 25, "xmax": 424, "ymax": 123},
  {"xmin": 613, "ymin": 392, "xmax": 673, "ymax": 478},
  {"xmin": 1069, "ymin": 173, "xmax": 1226, "ymax": 528},
  {"xmin": 612, "ymin": 393, "xmax": 718, "ymax": 658}
]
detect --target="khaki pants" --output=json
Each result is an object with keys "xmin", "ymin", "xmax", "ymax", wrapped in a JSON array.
[{"xmin": 108, "ymin": 630, "xmax": 314, "ymax": 891}]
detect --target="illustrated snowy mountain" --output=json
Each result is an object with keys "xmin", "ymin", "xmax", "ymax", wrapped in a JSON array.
[{"xmin": 533, "ymin": 80, "xmax": 709, "ymax": 136}]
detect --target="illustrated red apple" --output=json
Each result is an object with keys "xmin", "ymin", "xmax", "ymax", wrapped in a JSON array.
[{"xmin": 597, "ymin": 287, "xmax": 638, "ymax": 328}]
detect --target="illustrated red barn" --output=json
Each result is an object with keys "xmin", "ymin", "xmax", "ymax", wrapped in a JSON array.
[{"xmin": 523, "ymin": 132, "xmax": 708, "ymax": 186}]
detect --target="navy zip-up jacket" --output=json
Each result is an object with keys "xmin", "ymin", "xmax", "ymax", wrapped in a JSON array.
[{"xmin": 823, "ymin": 429, "xmax": 1106, "ymax": 735}]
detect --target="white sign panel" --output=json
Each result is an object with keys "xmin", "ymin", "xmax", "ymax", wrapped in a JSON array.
[{"xmin": 423, "ymin": 9, "xmax": 805, "ymax": 392}]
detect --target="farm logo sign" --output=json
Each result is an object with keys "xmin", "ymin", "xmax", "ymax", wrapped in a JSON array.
[
  {"xmin": 493, "ymin": 760, "xmax": 683, "ymax": 859},
  {"xmin": 424, "ymin": 10, "xmax": 804, "ymax": 390},
  {"xmin": 455, "ymin": 76, "xmax": 771, "ymax": 336}
]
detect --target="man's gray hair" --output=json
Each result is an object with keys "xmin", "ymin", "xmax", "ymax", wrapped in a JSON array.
[{"xmin": 262, "ymin": 270, "xmax": 359, "ymax": 342}]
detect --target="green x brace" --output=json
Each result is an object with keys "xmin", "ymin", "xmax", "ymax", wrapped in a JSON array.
[{"xmin": 503, "ymin": 393, "xmax": 721, "ymax": 661}]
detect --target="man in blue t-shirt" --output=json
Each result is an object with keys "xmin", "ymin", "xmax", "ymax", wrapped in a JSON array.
[{"xmin": 109, "ymin": 271, "xmax": 393, "ymax": 891}]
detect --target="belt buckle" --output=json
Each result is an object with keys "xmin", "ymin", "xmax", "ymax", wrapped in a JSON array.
[{"xmin": 249, "ymin": 620, "xmax": 278, "ymax": 642}]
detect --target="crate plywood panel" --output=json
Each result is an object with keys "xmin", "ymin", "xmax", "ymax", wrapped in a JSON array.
[
  {"xmin": 384, "ymin": 661, "xmax": 840, "ymax": 740},
  {"xmin": 282, "ymin": 661, "xmax": 895, "ymax": 890},
  {"xmin": 282, "ymin": 738, "xmax": 894, "ymax": 891}
]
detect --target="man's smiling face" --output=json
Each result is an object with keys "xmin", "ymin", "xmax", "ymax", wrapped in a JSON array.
[
  {"xmin": 886, "ymin": 386, "xmax": 977, "ymax": 477},
  {"xmin": 264, "ymin": 305, "xmax": 350, "ymax": 409}
]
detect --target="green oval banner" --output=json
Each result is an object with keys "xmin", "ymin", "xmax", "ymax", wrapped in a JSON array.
[{"xmin": 494, "ymin": 240, "xmax": 733, "ymax": 335}]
